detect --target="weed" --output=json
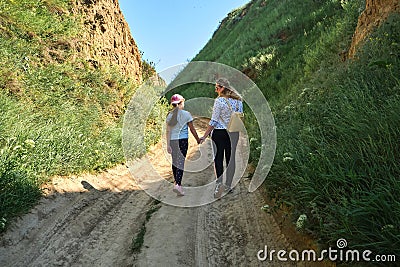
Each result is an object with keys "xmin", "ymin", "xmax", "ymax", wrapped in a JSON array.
[{"xmin": 131, "ymin": 200, "xmax": 161, "ymax": 253}]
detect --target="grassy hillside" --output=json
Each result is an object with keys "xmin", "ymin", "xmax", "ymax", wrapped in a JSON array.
[
  {"xmin": 0, "ymin": 0, "xmax": 166, "ymax": 232},
  {"xmin": 180, "ymin": 0, "xmax": 400, "ymax": 260}
]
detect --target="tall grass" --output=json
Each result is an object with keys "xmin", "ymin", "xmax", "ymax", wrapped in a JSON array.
[
  {"xmin": 0, "ymin": 0, "xmax": 167, "ymax": 232},
  {"xmin": 178, "ymin": 0, "xmax": 399, "ymax": 260},
  {"xmin": 271, "ymin": 15, "xmax": 400, "ymax": 257}
]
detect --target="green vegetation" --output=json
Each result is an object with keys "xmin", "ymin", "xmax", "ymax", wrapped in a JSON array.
[
  {"xmin": 131, "ymin": 199, "xmax": 161, "ymax": 253},
  {"xmin": 0, "ymin": 0, "xmax": 167, "ymax": 232},
  {"xmin": 1, "ymin": 0, "xmax": 398, "ymax": 262},
  {"xmin": 179, "ymin": 0, "xmax": 399, "ymax": 260}
]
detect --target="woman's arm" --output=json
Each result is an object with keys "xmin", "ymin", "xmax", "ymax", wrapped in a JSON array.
[
  {"xmin": 209, "ymin": 98, "xmax": 222, "ymax": 125},
  {"xmin": 199, "ymin": 98, "xmax": 222, "ymax": 143},
  {"xmin": 199, "ymin": 124, "xmax": 214, "ymax": 144}
]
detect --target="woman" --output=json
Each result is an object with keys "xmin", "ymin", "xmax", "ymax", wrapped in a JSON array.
[
  {"xmin": 199, "ymin": 78, "xmax": 243, "ymax": 198},
  {"xmin": 166, "ymin": 94, "xmax": 200, "ymax": 196}
]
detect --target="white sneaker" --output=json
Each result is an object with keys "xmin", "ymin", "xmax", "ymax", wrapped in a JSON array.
[
  {"xmin": 225, "ymin": 186, "xmax": 234, "ymax": 194},
  {"xmin": 214, "ymin": 183, "xmax": 224, "ymax": 198}
]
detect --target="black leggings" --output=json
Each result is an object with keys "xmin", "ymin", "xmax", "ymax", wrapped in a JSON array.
[
  {"xmin": 170, "ymin": 138, "xmax": 188, "ymax": 186},
  {"xmin": 211, "ymin": 129, "xmax": 239, "ymax": 187}
]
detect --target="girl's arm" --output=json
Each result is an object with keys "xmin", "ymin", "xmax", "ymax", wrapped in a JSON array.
[
  {"xmin": 188, "ymin": 121, "xmax": 200, "ymax": 144},
  {"xmin": 166, "ymin": 123, "xmax": 172, "ymax": 154}
]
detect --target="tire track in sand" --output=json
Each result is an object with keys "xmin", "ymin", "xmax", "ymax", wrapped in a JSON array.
[
  {"xmin": 0, "ymin": 165, "xmax": 153, "ymax": 267},
  {"xmin": 1, "ymin": 119, "xmax": 334, "ymax": 267},
  {"xmin": 133, "ymin": 118, "xmax": 334, "ymax": 267}
]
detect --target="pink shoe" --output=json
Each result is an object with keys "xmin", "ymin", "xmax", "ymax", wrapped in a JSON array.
[
  {"xmin": 173, "ymin": 184, "xmax": 179, "ymax": 194},
  {"xmin": 176, "ymin": 185, "xmax": 185, "ymax": 196}
]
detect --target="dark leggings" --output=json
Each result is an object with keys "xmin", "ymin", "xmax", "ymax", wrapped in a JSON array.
[
  {"xmin": 170, "ymin": 138, "xmax": 188, "ymax": 186},
  {"xmin": 211, "ymin": 129, "xmax": 239, "ymax": 187}
]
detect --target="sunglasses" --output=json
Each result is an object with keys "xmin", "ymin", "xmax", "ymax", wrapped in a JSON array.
[{"xmin": 215, "ymin": 84, "xmax": 223, "ymax": 89}]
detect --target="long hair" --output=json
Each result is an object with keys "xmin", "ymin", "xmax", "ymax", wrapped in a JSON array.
[
  {"xmin": 220, "ymin": 88, "xmax": 242, "ymax": 100},
  {"xmin": 167, "ymin": 104, "xmax": 179, "ymax": 126},
  {"xmin": 216, "ymin": 77, "xmax": 242, "ymax": 100}
]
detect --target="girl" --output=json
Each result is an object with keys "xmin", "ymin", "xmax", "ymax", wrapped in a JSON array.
[{"xmin": 166, "ymin": 94, "xmax": 200, "ymax": 196}]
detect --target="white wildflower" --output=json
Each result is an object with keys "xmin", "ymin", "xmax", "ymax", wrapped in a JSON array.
[
  {"xmin": 283, "ymin": 152, "xmax": 294, "ymax": 162},
  {"xmin": 381, "ymin": 224, "xmax": 394, "ymax": 231},
  {"xmin": 296, "ymin": 214, "xmax": 307, "ymax": 229},
  {"xmin": 0, "ymin": 217, "xmax": 6, "ymax": 230},
  {"xmin": 261, "ymin": 204, "xmax": 270, "ymax": 211},
  {"xmin": 283, "ymin": 157, "xmax": 293, "ymax": 162},
  {"xmin": 24, "ymin": 139, "xmax": 35, "ymax": 148},
  {"xmin": 284, "ymin": 152, "xmax": 293, "ymax": 157}
]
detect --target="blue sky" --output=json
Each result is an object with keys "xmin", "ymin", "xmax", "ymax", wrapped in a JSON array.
[{"xmin": 119, "ymin": 0, "xmax": 249, "ymax": 72}]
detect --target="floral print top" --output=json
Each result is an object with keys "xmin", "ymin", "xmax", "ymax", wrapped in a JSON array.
[{"xmin": 209, "ymin": 97, "xmax": 243, "ymax": 129}]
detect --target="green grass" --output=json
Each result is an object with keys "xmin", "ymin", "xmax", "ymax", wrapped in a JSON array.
[
  {"xmin": 131, "ymin": 200, "xmax": 161, "ymax": 253},
  {"xmin": 2, "ymin": 0, "xmax": 399, "ymax": 262},
  {"xmin": 0, "ymin": 0, "xmax": 167, "ymax": 232},
  {"xmin": 270, "ymin": 14, "xmax": 400, "ymax": 258},
  {"xmin": 177, "ymin": 0, "xmax": 399, "ymax": 261}
]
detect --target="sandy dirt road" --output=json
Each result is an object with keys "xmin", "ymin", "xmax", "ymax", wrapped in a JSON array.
[{"xmin": 0, "ymin": 119, "xmax": 334, "ymax": 267}]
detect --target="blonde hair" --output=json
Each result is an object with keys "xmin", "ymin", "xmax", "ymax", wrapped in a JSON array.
[
  {"xmin": 216, "ymin": 77, "xmax": 242, "ymax": 100},
  {"xmin": 167, "ymin": 106, "xmax": 179, "ymax": 126}
]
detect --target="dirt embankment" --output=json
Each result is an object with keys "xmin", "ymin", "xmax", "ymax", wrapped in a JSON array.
[
  {"xmin": 348, "ymin": 0, "xmax": 400, "ymax": 58},
  {"xmin": 0, "ymin": 119, "xmax": 334, "ymax": 266}
]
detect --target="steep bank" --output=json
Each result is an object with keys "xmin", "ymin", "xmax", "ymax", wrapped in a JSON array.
[
  {"xmin": 0, "ymin": 0, "xmax": 154, "ymax": 231},
  {"xmin": 71, "ymin": 0, "xmax": 142, "ymax": 81},
  {"xmin": 349, "ymin": 0, "xmax": 400, "ymax": 58},
  {"xmin": 179, "ymin": 0, "xmax": 400, "ymax": 259}
]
